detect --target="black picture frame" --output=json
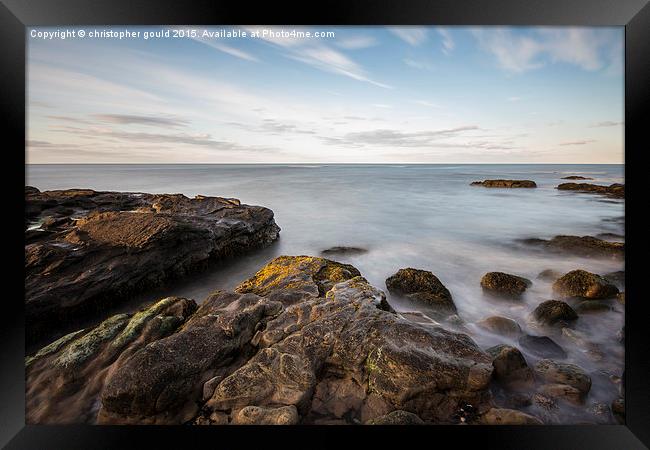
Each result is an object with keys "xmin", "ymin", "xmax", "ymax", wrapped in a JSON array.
[{"xmin": 2, "ymin": 0, "xmax": 648, "ymax": 448}]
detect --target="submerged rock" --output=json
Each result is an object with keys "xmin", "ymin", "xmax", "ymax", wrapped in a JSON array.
[
  {"xmin": 320, "ymin": 246, "xmax": 368, "ymax": 256},
  {"xmin": 476, "ymin": 316, "xmax": 522, "ymax": 337},
  {"xmin": 557, "ymin": 182, "xmax": 624, "ymax": 198},
  {"xmin": 480, "ymin": 408, "xmax": 543, "ymax": 425},
  {"xmin": 25, "ymin": 188, "xmax": 280, "ymax": 343},
  {"xmin": 602, "ymin": 270, "xmax": 625, "ymax": 289},
  {"xmin": 471, "ymin": 179, "xmax": 537, "ymax": 188},
  {"xmin": 538, "ymin": 384, "xmax": 583, "ymax": 405},
  {"xmin": 385, "ymin": 268, "xmax": 457, "ymax": 320},
  {"xmin": 518, "ymin": 335, "xmax": 567, "ymax": 359},
  {"xmin": 27, "ymin": 256, "xmax": 495, "ymax": 425},
  {"xmin": 487, "ymin": 345, "xmax": 534, "ymax": 389},
  {"xmin": 552, "ymin": 270, "xmax": 619, "ymax": 300},
  {"xmin": 365, "ymin": 410, "xmax": 425, "ymax": 425},
  {"xmin": 520, "ymin": 235, "xmax": 624, "ymax": 259},
  {"xmin": 534, "ymin": 360, "xmax": 591, "ymax": 395},
  {"xmin": 531, "ymin": 300, "xmax": 578, "ymax": 326},
  {"xmin": 480, "ymin": 272, "xmax": 532, "ymax": 299},
  {"xmin": 537, "ymin": 269, "xmax": 562, "ymax": 282},
  {"xmin": 561, "ymin": 176, "xmax": 593, "ymax": 180}
]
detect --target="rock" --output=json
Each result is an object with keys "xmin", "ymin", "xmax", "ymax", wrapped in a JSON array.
[
  {"xmin": 385, "ymin": 268, "xmax": 457, "ymax": 320},
  {"xmin": 365, "ymin": 410, "xmax": 425, "ymax": 425},
  {"xmin": 531, "ymin": 300, "xmax": 578, "ymax": 325},
  {"xmin": 560, "ymin": 328, "xmax": 605, "ymax": 362},
  {"xmin": 617, "ymin": 292, "xmax": 625, "ymax": 305},
  {"xmin": 471, "ymin": 180, "xmax": 537, "ymax": 188},
  {"xmin": 25, "ymin": 297, "xmax": 197, "ymax": 424},
  {"xmin": 232, "ymin": 405, "xmax": 299, "ymax": 425},
  {"xmin": 552, "ymin": 270, "xmax": 619, "ymax": 300},
  {"xmin": 518, "ymin": 335, "xmax": 567, "ymax": 359},
  {"xmin": 476, "ymin": 316, "xmax": 522, "ymax": 337},
  {"xmin": 574, "ymin": 300, "xmax": 614, "ymax": 314},
  {"xmin": 480, "ymin": 408, "xmax": 543, "ymax": 425},
  {"xmin": 534, "ymin": 360, "xmax": 591, "ymax": 395},
  {"xmin": 25, "ymin": 189, "xmax": 280, "ymax": 343},
  {"xmin": 538, "ymin": 384, "xmax": 583, "ymax": 405},
  {"xmin": 520, "ymin": 235, "xmax": 624, "ymax": 259},
  {"xmin": 28, "ymin": 256, "xmax": 495, "ymax": 425},
  {"xmin": 537, "ymin": 269, "xmax": 562, "ymax": 281},
  {"xmin": 487, "ymin": 345, "xmax": 534, "ymax": 389},
  {"xmin": 561, "ymin": 176, "xmax": 593, "ymax": 180},
  {"xmin": 320, "ymin": 246, "xmax": 368, "ymax": 256},
  {"xmin": 587, "ymin": 402, "xmax": 612, "ymax": 424},
  {"xmin": 602, "ymin": 271, "xmax": 625, "ymax": 289},
  {"xmin": 557, "ymin": 182, "xmax": 624, "ymax": 198},
  {"xmin": 480, "ymin": 272, "xmax": 532, "ymax": 299},
  {"xmin": 596, "ymin": 233, "xmax": 624, "ymax": 241},
  {"xmin": 611, "ymin": 398, "xmax": 624, "ymax": 424}
]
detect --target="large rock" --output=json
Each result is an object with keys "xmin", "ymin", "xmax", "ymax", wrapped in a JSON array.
[
  {"xmin": 365, "ymin": 410, "xmax": 424, "ymax": 425},
  {"xmin": 480, "ymin": 272, "xmax": 532, "ymax": 299},
  {"xmin": 534, "ymin": 360, "xmax": 591, "ymax": 395},
  {"xmin": 557, "ymin": 182, "xmax": 624, "ymax": 198},
  {"xmin": 24, "ymin": 187, "xmax": 280, "ymax": 343},
  {"xmin": 520, "ymin": 235, "xmax": 624, "ymax": 259},
  {"xmin": 561, "ymin": 176, "xmax": 593, "ymax": 180},
  {"xmin": 385, "ymin": 268, "xmax": 456, "ymax": 320},
  {"xmin": 518, "ymin": 335, "xmax": 567, "ymax": 359},
  {"xmin": 552, "ymin": 270, "xmax": 619, "ymax": 300},
  {"xmin": 26, "ymin": 256, "xmax": 495, "ymax": 425},
  {"xmin": 471, "ymin": 180, "xmax": 537, "ymax": 188},
  {"xmin": 25, "ymin": 297, "xmax": 197, "ymax": 424},
  {"xmin": 531, "ymin": 300, "xmax": 578, "ymax": 326},
  {"xmin": 487, "ymin": 345, "xmax": 534, "ymax": 389}
]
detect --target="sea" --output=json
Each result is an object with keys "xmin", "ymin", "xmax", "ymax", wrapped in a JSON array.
[{"xmin": 26, "ymin": 163, "xmax": 625, "ymax": 423}]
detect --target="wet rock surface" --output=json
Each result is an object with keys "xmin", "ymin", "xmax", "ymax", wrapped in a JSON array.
[
  {"xmin": 487, "ymin": 345, "xmax": 534, "ymax": 389},
  {"xmin": 471, "ymin": 179, "xmax": 537, "ymax": 188},
  {"xmin": 556, "ymin": 182, "xmax": 624, "ymax": 198},
  {"xmin": 520, "ymin": 235, "xmax": 624, "ymax": 259},
  {"xmin": 531, "ymin": 300, "xmax": 578, "ymax": 326},
  {"xmin": 518, "ymin": 335, "xmax": 567, "ymax": 359},
  {"xmin": 534, "ymin": 359, "xmax": 592, "ymax": 395},
  {"xmin": 552, "ymin": 270, "xmax": 619, "ymax": 300},
  {"xmin": 26, "ymin": 256, "xmax": 495, "ymax": 425},
  {"xmin": 24, "ymin": 187, "xmax": 280, "ymax": 343},
  {"xmin": 480, "ymin": 272, "xmax": 532, "ymax": 300},
  {"xmin": 476, "ymin": 316, "xmax": 522, "ymax": 337},
  {"xmin": 385, "ymin": 268, "xmax": 457, "ymax": 320},
  {"xmin": 320, "ymin": 246, "xmax": 368, "ymax": 256}
]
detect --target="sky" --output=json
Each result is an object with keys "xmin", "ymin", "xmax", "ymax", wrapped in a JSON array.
[{"xmin": 26, "ymin": 26, "xmax": 624, "ymax": 164}]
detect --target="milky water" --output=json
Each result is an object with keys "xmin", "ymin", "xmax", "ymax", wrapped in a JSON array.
[{"xmin": 26, "ymin": 164, "xmax": 625, "ymax": 423}]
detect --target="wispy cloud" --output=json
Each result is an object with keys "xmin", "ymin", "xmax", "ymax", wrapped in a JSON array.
[
  {"xmin": 590, "ymin": 120, "xmax": 623, "ymax": 127},
  {"xmin": 320, "ymin": 125, "xmax": 480, "ymax": 147},
  {"xmin": 389, "ymin": 27, "xmax": 428, "ymax": 46},
  {"xmin": 472, "ymin": 28, "xmax": 618, "ymax": 74},
  {"xmin": 335, "ymin": 35, "xmax": 378, "ymax": 50},
  {"xmin": 93, "ymin": 114, "xmax": 189, "ymax": 128},
  {"xmin": 507, "ymin": 96, "xmax": 522, "ymax": 102},
  {"xmin": 559, "ymin": 139, "xmax": 596, "ymax": 146},
  {"xmin": 190, "ymin": 36, "xmax": 259, "ymax": 62},
  {"xmin": 437, "ymin": 28, "xmax": 455, "ymax": 54},
  {"xmin": 412, "ymin": 100, "xmax": 441, "ymax": 108},
  {"xmin": 403, "ymin": 58, "xmax": 435, "ymax": 71}
]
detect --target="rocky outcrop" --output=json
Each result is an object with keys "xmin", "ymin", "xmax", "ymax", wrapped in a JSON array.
[
  {"xmin": 480, "ymin": 408, "xmax": 543, "ymax": 425},
  {"xmin": 471, "ymin": 179, "xmax": 537, "ymax": 188},
  {"xmin": 561, "ymin": 176, "xmax": 593, "ymax": 180},
  {"xmin": 476, "ymin": 316, "xmax": 522, "ymax": 337},
  {"xmin": 24, "ymin": 187, "xmax": 280, "ymax": 343},
  {"xmin": 487, "ymin": 345, "xmax": 534, "ymax": 389},
  {"xmin": 557, "ymin": 182, "xmax": 624, "ymax": 198},
  {"xmin": 320, "ymin": 246, "xmax": 368, "ymax": 256},
  {"xmin": 518, "ymin": 335, "xmax": 567, "ymax": 359},
  {"xmin": 552, "ymin": 270, "xmax": 619, "ymax": 300},
  {"xmin": 26, "ymin": 256, "xmax": 495, "ymax": 425},
  {"xmin": 480, "ymin": 272, "xmax": 532, "ymax": 300},
  {"xmin": 531, "ymin": 300, "xmax": 578, "ymax": 326},
  {"xmin": 520, "ymin": 235, "xmax": 624, "ymax": 259},
  {"xmin": 385, "ymin": 268, "xmax": 457, "ymax": 320},
  {"xmin": 534, "ymin": 360, "xmax": 591, "ymax": 396},
  {"xmin": 366, "ymin": 410, "xmax": 424, "ymax": 425}
]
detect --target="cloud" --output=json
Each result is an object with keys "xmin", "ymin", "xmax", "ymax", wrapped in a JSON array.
[
  {"xmin": 389, "ymin": 27, "xmax": 428, "ymax": 46},
  {"xmin": 507, "ymin": 96, "xmax": 522, "ymax": 102},
  {"xmin": 412, "ymin": 100, "xmax": 441, "ymax": 108},
  {"xmin": 335, "ymin": 35, "xmax": 378, "ymax": 50},
  {"xmin": 319, "ymin": 125, "xmax": 480, "ymax": 147},
  {"xmin": 590, "ymin": 121, "xmax": 623, "ymax": 127},
  {"xmin": 226, "ymin": 118, "xmax": 316, "ymax": 135},
  {"xmin": 190, "ymin": 36, "xmax": 259, "ymax": 62},
  {"xmin": 403, "ymin": 58, "xmax": 435, "ymax": 71},
  {"xmin": 437, "ymin": 28, "xmax": 455, "ymax": 54},
  {"xmin": 472, "ymin": 27, "xmax": 620, "ymax": 73},
  {"xmin": 559, "ymin": 140, "xmax": 596, "ymax": 146},
  {"xmin": 92, "ymin": 114, "xmax": 189, "ymax": 128}
]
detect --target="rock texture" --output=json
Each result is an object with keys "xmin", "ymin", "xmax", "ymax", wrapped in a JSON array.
[
  {"xmin": 531, "ymin": 300, "xmax": 578, "ymax": 326},
  {"xmin": 471, "ymin": 179, "xmax": 537, "ymax": 188},
  {"xmin": 26, "ymin": 256, "xmax": 495, "ymax": 425},
  {"xmin": 476, "ymin": 316, "xmax": 522, "ymax": 337},
  {"xmin": 25, "ymin": 187, "xmax": 280, "ymax": 343},
  {"xmin": 520, "ymin": 235, "xmax": 624, "ymax": 259},
  {"xmin": 557, "ymin": 182, "xmax": 624, "ymax": 198},
  {"xmin": 480, "ymin": 408, "xmax": 543, "ymax": 425},
  {"xmin": 552, "ymin": 270, "xmax": 619, "ymax": 300},
  {"xmin": 385, "ymin": 268, "xmax": 457, "ymax": 320},
  {"xmin": 534, "ymin": 359, "xmax": 591, "ymax": 395},
  {"xmin": 480, "ymin": 272, "xmax": 532, "ymax": 300},
  {"xmin": 518, "ymin": 335, "xmax": 567, "ymax": 359},
  {"xmin": 487, "ymin": 345, "xmax": 534, "ymax": 389}
]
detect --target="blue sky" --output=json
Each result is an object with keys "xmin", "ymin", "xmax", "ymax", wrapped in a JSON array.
[{"xmin": 27, "ymin": 26, "xmax": 624, "ymax": 163}]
